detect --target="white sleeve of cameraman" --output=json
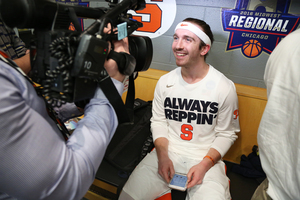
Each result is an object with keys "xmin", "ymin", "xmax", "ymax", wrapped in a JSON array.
[
  {"xmin": 64, "ymin": 77, "xmax": 124, "ymax": 198},
  {"xmin": 0, "ymin": 57, "xmax": 125, "ymax": 200},
  {"xmin": 54, "ymin": 78, "xmax": 124, "ymax": 122}
]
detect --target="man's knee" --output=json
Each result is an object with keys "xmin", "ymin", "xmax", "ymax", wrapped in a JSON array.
[
  {"xmin": 118, "ymin": 190, "xmax": 135, "ymax": 200},
  {"xmin": 251, "ymin": 178, "xmax": 272, "ymax": 200}
]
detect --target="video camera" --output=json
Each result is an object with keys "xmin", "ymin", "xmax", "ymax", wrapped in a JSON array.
[{"xmin": 0, "ymin": 0, "xmax": 153, "ymax": 123}]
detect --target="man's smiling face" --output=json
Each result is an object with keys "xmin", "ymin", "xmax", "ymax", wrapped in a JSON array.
[{"xmin": 172, "ymin": 27, "xmax": 203, "ymax": 68}]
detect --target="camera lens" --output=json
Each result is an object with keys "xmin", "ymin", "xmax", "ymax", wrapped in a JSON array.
[{"xmin": 128, "ymin": 35, "xmax": 153, "ymax": 72}]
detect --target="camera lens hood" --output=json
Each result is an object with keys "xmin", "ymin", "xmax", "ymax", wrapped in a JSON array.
[{"xmin": 128, "ymin": 35, "xmax": 153, "ymax": 72}]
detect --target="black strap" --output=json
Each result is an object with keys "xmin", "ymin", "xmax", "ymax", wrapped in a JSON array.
[
  {"xmin": 98, "ymin": 75, "xmax": 134, "ymax": 124},
  {"xmin": 125, "ymin": 74, "xmax": 135, "ymax": 117},
  {"xmin": 107, "ymin": 50, "xmax": 136, "ymax": 76},
  {"xmin": 171, "ymin": 189, "xmax": 187, "ymax": 200},
  {"xmin": 107, "ymin": 51, "xmax": 124, "ymax": 70}
]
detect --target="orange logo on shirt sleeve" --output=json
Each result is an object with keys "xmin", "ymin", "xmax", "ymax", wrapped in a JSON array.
[{"xmin": 233, "ymin": 109, "xmax": 239, "ymax": 120}]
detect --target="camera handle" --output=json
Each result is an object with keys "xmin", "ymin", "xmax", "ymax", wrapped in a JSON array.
[{"xmin": 107, "ymin": 51, "xmax": 136, "ymax": 75}]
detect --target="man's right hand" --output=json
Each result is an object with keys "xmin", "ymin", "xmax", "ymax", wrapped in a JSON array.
[
  {"xmin": 158, "ymin": 156, "xmax": 175, "ymax": 183},
  {"xmin": 103, "ymin": 23, "xmax": 128, "ymax": 83},
  {"xmin": 155, "ymin": 137, "xmax": 175, "ymax": 183}
]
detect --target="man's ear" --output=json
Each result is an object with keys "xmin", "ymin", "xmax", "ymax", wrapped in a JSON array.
[{"xmin": 200, "ymin": 45, "xmax": 210, "ymax": 56}]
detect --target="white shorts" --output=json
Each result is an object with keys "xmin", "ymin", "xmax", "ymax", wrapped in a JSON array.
[{"xmin": 122, "ymin": 149, "xmax": 231, "ymax": 200}]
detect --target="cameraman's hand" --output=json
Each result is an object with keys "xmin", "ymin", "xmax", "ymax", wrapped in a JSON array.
[{"xmin": 104, "ymin": 24, "xmax": 128, "ymax": 83}]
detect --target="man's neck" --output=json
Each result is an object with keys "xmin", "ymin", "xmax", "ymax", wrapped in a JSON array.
[{"xmin": 180, "ymin": 61, "xmax": 209, "ymax": 84}]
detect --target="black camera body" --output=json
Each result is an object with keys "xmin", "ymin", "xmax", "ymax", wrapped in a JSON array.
[{"xmin": 0, "ymin": 0, "xmax": 153, "ymax": 108}]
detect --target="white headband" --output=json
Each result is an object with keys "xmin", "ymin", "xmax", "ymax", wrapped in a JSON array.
[{"xmin": 175, "ymin": 22, "xmax": 211, "ymax": 46}]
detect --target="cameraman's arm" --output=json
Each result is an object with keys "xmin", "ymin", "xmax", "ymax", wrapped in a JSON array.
[
  {"xmin": 0, "ymin": 38, "xmax": 128, "ymax": 200},
  {"xmin": 13, "ymin": 50, "xmax": 31, "ymax": 74},
  {"xmin": 0, "ymin": 61, "xmax": 119, "ymax": 199},
  {"xmin": 9, "ymin": 27, "xmax": 31, "ymax": 74}
]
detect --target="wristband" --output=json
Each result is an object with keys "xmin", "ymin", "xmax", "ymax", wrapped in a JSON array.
[{"xmin": 204, "ymin": 155, "xmax": 215, "ymax": 166}]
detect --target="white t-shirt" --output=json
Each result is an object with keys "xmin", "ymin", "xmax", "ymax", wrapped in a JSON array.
[
  {"xmin": 151, "ymin": 65, "xmax": 240, "ymax": 159},
  {"xmin": 258, "ymin": 28, "xmax": 300, "ymax": 200}
]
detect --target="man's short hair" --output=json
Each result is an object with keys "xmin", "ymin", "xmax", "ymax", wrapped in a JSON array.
[{"xmin": 183, "ymin": 18, "xmax": 214, "ymax": 59}]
